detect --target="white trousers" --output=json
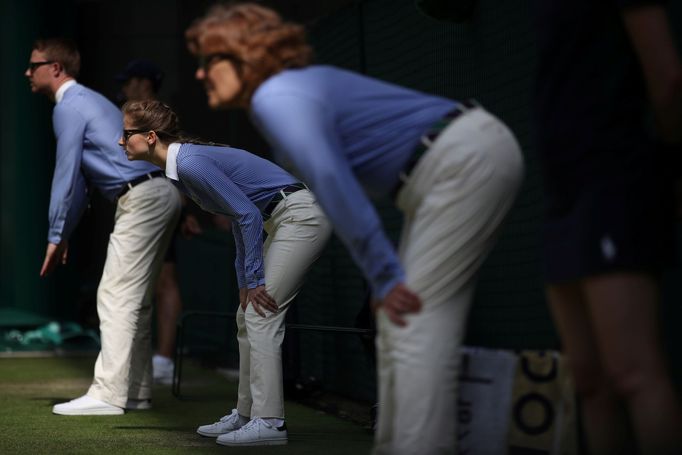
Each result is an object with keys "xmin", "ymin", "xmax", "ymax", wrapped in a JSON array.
[
  {"xmin": 373, "ymin": 108, "xmax": 524, "ymax": 455},
  {"xmin": 236, "ymin": 189, "xmax": 331, "ymax": 419},
  {"xmin": 87, "ymin": 177, "xmax": 181, "ymax": 407}
]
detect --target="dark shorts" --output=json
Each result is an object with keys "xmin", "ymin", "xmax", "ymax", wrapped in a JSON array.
[{"xmin": 543, "ymin": 152, "xmax": 676, "ymax": 283}]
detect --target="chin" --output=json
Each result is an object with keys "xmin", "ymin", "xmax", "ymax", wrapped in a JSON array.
[
  {"xmin": 207, "ymin": 92, "xmax": 237, "ymax": 110},
  {"xmin": 208, "ymin": 96, "xmax": 227, "ymax": 110}
]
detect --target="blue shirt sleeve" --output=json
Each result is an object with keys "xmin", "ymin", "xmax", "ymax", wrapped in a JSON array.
[
  {"xmin": 178, "ymin": 156, "xmax": 266, "ymax": 289},
  {"xmin": 231, "ymin": 219, "xmax": 248, "ymax": 289},
  {"xmin": 48, "ymin": 103, "xmax": 90, "ymax": 244},
  {"xmin": 251, "ymin": 92, "xmax": 405, "ymax": 298}
]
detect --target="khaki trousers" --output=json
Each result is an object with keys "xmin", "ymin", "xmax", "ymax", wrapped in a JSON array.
[
  {"xmin": 236, "ymin": 189, "xmax": 331, "ymax": 419},
  {"xmin": 374, "ymin": 108, "xmax": 524, "ymax": 455},
  {"xmin": 87, "ymin": 177, "xmax": 181, "ymax": 407}
]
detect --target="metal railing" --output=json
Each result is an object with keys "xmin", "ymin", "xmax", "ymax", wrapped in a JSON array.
[{"xmin": 171, "ymin": 310, "xmax": 374, "ymax": 398}]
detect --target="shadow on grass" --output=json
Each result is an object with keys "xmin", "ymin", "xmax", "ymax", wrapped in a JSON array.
[
  {"xmin": 30, "ymin": 397, "xmax": 75, "ymax": 406},
  {"xmin": 289, "ymin": 433, "xmax": 373, "ymax": 442},
  {"xmin": 113, "ymin": 426, "xmax": 189, "ymax": 431},
  {"xmin": 170, "ymin": 394, "xmax": 232, "ymax": 402}
]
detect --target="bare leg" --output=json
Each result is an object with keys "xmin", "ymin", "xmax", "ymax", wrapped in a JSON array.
[
  {"xmin": 155, "ymin": 262, "xmax": 182, "ymax": 359},
  {"xmin": 584, "ymin": 272, "xmax": 682, "ymax": 455},
  {"xmin": 547, "ymin": 283, "xmax": 635, "ymax": 455}
]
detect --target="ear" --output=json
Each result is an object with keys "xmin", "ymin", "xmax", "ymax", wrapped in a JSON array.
[
  {"xmin": 147, "ymin": 130, "xmax": 157, "ymax": 146},
  {"xmin": 52, "ymin": 62, "xmax": 64, "ymax": 78}
]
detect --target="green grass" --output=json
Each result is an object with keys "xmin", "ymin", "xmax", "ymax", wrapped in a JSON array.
[{"xmin": 0, "ymin": 357, "xmax": 373, "ymax": 454}]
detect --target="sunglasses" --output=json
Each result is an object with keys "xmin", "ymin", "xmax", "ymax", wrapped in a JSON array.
[
  {"xmin": 27, "ymin": 61, "xmax": 55, "ymax": 73},
  {"xmin": 122, "ymin": 129, "xmax": 148, "ymax": 143},
  {"xmin": 197, "ymin": 53, "xmax": 241, "ymax": 71}
]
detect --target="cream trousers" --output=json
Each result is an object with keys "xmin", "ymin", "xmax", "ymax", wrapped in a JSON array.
[
  {"xmin": 236, "ymin": 189, "xmax": 331, "ymax": 419},
  {"xmin": 87, "ymin": 177, "xmax": 181, "ymax": 407},
  {"xmin": 374, "ymin": 108, "xmax": 524, "ymax": 455}
]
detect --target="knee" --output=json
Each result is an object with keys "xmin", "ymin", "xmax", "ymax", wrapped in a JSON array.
[
  {"xmin": 605, "ymin": 362, "xmax": 656, "ymax": 401},
  {"xmin": 155, "ymin": 267, "xmax": 177, "ymax": 293}
]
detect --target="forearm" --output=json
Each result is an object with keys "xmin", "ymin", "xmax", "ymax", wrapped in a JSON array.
[
  {"xmin": 622, "ymin": 5, "xmax": 681, "ymax": 92},
  {"xmin": 47, "ymin": 172, "xmax": 88, "ymax": 243},
  {"xmin": 233, "ymin": 214, "xmax": 265, "ymax": 289},
  {"xmin": 232, "ymin": 222, "xmax": 248, "ymax": 288},
  {"xmin": 622, "ymin": 4, "xmax": 682, "ymax": 141}
]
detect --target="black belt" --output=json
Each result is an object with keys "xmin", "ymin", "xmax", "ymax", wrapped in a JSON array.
[
  {"xmin": 262, "ymin": 183, "xmax": 308, "ymax": 219},
  {"xmin": 393, "ymin": 99, "xmax": 478, "ymax": 198},
  {"xmin": 116, "ymin": 170, "xmax": 166, "ymax": 200}
]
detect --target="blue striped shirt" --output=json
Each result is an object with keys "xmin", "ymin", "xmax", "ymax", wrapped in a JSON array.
[
  {"xmin": 250, "ymin": 65, "xmax": 457, "ymax": 298},
  {"xmin": 48, "ymin": 82, "xmax": 160, "ymax": 244},
  {"xmin": 165, "ymin": 143, "xmax": 298, "ymax": 289}
]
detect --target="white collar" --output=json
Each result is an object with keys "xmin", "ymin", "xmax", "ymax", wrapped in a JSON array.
[
  {"xmin": 55, "ymin": 79, "xmax": 77, "ymax": 103},
  {"xmin": 165, "ymin": 143, "xmax": 181, "ymax": 181}
]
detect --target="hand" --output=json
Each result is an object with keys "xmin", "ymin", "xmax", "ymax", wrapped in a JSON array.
[
  {"xmin": 40, "ymin": 241, "xmax": 69, "ymax": 277},
  {"xmin": 375, "ymin": 283, "xmax": 422, "ymax": 327},
  {"xmin": 180, "ymin": 213, "xmax": 203, "ymax": 238},
  {"xmin": 244, "ymin": 285, "xmax": 278, "ymax": 317}
]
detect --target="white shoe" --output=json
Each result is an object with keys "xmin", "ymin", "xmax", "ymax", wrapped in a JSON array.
[
  {"xmin": 197, "ymin": 409, "xmax": 248, "ymax": 437},
  {"xmin": 52, "ymin": 395, "xmax": 124, "ymax": 416},
  {"xmin": 216, "ymin": 418, "xmax": 288, "ymax": 446},
  {"xmin": 125, "ymin": 398, "xmax": 152, "ymax": 410},
  {"xmin": 152, "ymin": 355, "xmax": 174, "ymax": 385}
]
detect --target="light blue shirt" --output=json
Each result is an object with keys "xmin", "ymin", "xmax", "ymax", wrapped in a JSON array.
[
  {"xmin": 48, "ymin": 81, "xmax": 159, "ymax": 244},
  {"xmin": 165, "ymin": 143, "xmax": 299, "ymax": 289},
  {"xmin": 250, "ymin": 65, "xmax": 458, "ymax": 298}
]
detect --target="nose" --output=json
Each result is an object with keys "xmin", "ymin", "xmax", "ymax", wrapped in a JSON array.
[
  {"xmin": 195, "ymin": 68, "xmax": 205, "ymax": 81},
  {"xmin": 118, "ymin": 137, "xmax": 125, "ymax": 147},
  {"xmin": 24, "ymin": 68, "xmax": 31, "ymax": 78}
]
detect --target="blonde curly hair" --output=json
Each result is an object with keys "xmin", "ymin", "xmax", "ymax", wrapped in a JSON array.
[{"xmin": 186, "ymin": 3, "xmax": 312, "ymax": 107}]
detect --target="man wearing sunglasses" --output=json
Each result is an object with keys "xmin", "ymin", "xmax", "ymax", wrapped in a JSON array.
[{"xmin": 25, "ymin": 37, "xmax": 181, "ymax": 415}]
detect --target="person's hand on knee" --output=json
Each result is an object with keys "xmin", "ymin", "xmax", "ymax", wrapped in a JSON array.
[
  {"xmin": 375, "ymin": 283, "xmax": 422, "ymax": 327},
  {"xmin": 245, "ymin": 285, "xmax": 278, "ymax": 317}
]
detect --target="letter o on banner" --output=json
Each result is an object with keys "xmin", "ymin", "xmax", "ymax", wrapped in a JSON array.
[{"xmin": 513, "ymin": 392, "xmax": 554, "ymax": 436}]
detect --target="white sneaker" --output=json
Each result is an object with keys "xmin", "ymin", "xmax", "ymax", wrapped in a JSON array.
[
  {"xmin": 216, "ymin": 418, "xmax": 288, "ymax": 446},
  {"xmin": 152, "ymin": 355, "xmax": 174, "ymax": 385},
  {"xmin": 125, "ymin": 398, "xmax": 152, "ymax": 410},
  {"xmin": 197, "ymin": 409, "xmax": 248, "ymax": 437},
  {"xmin": 52, "ymin": 395, "xmax": 124, "ymax": 416}
]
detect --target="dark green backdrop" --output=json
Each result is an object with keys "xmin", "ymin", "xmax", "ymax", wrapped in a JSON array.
[{"xmin": 1, "ymin": 0, "xmax": 680, "ymax": 405}]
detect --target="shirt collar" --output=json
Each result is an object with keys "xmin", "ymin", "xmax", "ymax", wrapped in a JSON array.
[
  {"xmin": 55, "ymin": 79, "xmax": 77, "ymax": 104},
  {"xmin": 165, "ymin": 143, "xmax": 181, "ymax": 181}
]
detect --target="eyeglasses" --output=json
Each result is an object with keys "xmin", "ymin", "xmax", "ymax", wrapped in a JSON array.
[
  {"xmin": 27, "ymin": 61, "xmax": 55, "ymax": 73},
  {"xmin": 197, "ymin": 53, "xmax": 240, "ymax": 72},
  {"xmin": 122, "ymin": 129, "xmax": 148, "ymax": 143}
]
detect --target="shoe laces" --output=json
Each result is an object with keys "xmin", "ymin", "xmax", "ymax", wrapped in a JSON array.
[
  {"xmin": 235, "ymin": 418, "xmax": 265, "ymax": 434},
  {"xmin": 218, "ymin": 410, "xmax": 238, "ymax": 424}
]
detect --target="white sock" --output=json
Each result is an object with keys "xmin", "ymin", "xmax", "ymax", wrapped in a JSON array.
[{"xmin": 153, "ymin": 354, "xmax": 173, "ymax": 366}]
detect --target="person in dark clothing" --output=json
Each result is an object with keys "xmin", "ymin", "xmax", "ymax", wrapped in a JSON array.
[{"xmin": 535, "ymin": 1, "xmax": 682, "ymax": 453}]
